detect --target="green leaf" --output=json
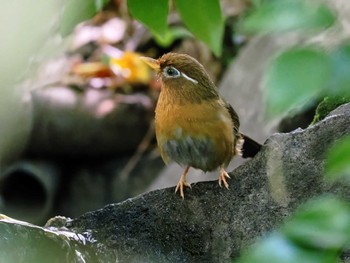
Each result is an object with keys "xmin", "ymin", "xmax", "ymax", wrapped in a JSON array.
[
  {"xmin": 281, "ymin": 196, "xmax": 350, "ymax": 250},
  {"xmin": 236, "ymin": 196, "xmax": 350, "ymax": 263},
  {"xmin": 95, "ymin": 0, "xmax": 110, "ymax": 11},
  {"xmin": 250, "ymin": 0, "xmax": 265, "ymax": 9},
  {"xmin": 243, "ymin": 0, "xmax": 336, "ymax": 33},
  {"xmin": 264, "ymin": 47, "xmax": 331, "ymax": 117},
  {"xmin": 174, "ymin": 0, "xmax": 224, "ymax": 56},
  {"xmin": 128, "ymin": 0, "xmax": 169, "ymax": 38},
  {"xmin": 327, "ymin": 44, "xmax": 350, "ymax": 96},
  {"xmin": 154, "ymin": 27, "xmax": 192, "ymax": 47},
  {"xmin": 236, "ymin": 232, "xmax": 338, "ymax": 263},
  {"xmin": 60, "ymin": 0, "xmax": 106, "ymax": 35},
  {"xmin": 325, "ymin": 135, "xmax": 350, "ymax": 181}
]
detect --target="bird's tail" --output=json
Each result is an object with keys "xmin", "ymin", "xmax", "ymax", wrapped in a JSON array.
[{"xmin": 241, "ymin": 134, "xmax": 262, "ymax": 158}]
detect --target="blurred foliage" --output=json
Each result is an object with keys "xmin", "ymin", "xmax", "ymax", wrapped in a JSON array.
[
  {"xmin": 0, "ymin": 1, "xmax": 59, "ymax": 88},
  {"xmin": 153, "ymin": 26, "xmax": 192, "ymax": 48},
  {"xmin": 127, "ymin": 0, "xmax": 224, "ymax": 56},
  {"xmin": 239, "ymin": 0, "xmax": 349, "ymax": 120},
  {"xmin": 242, "ymin": 0, "xmax": 335, "ymax": 33},
  {"xmin": 236, "ymin": 232, "xmax": 337, "ymax": 263},
  {"xmin": 60, "ymin": 0, "xmax": 109, "ymax": 35},
  {"xmin": 325, "ymin": 136, "xmax": 350, "ymax": 182},
  {"xmin": 236, "ymin": 0, "xmax": 350, "ymax": 262},
  {"xmin": 0, "ymin": 0, "xmax": 111, "ymax": 163},
  {"xmin": 128, "ymin": 0, "xmax": 169, "ymax": 39},
  {"xmin": 327, "ymin": 44, "xmax": 350, "ymax": 96},
  {"xmin": 230, "ymin": 0, "xmax": 350, "ymax": 263},
  {"xmin": 281, "ymin": 197, "xmax": 350, "ymax": 250},
  {"xmin": 0, "ymin": 0, "xmax": 107, "ymax": 88},
  {"xmin": 0, "ymin": 1, "xmax": 63, "ymax": 164},
  {"xmin": 264, "ymin": 44, "xmax": 350, "ymax": 118},
  {"xmin": 174, "ymin": 0, "xmax": 224, "ymax": 57},
  {"xmin": 237, "ymin": 196, "xmax": 350, "ymax": 263},
  {"xmin": 264, "ymin": 48, "xmax": 331, "ymax": 116}
]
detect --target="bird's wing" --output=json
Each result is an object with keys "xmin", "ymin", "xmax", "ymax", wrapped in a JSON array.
[
  {"xmin": 224, "ymin": 101, "xmax": 262, "ymax": 158},
  {"xmin": 224, "ymin": 101, "xmax": 240, "ymax": 137}
]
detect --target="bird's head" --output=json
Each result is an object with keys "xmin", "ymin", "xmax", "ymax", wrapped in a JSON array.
[{"xmin": 141, "ymin": 53, "xmax": 219, "ymax": 102}]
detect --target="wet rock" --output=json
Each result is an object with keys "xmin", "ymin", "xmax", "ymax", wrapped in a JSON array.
[
  {"xmin": 55, "ymin": 103, "xmax": 350, "ymax": 262},
  {"xmin": 0, "ymin": 216, "xmax": 108, "ymax": 263}
]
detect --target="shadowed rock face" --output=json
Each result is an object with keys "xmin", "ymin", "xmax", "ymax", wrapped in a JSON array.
[{"xmin": 56, "ymin": 104, "xmax": 350, "ymax": 262}]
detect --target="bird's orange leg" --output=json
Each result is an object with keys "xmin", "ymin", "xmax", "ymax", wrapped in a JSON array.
[
  {"xmin": 218, "ymin": 167, "xmax": 231, "ymax": 189},
  {"xmin": 175, "ymin": 165, "xmax": 192, "ymax": 199}
]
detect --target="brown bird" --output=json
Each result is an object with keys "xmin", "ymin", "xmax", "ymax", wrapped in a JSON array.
[{"xmin": 141, "ymin": 53, "xmax": 261, "ymax": 199}]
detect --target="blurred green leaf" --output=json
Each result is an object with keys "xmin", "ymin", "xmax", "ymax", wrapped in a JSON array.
[
  {"xmin": 236, "ymin": 232, "xmax": 338, "ymax": 263},
  {"xmin": 1, "ymin": 1, "xmax": 59, "ymax": 85},
  {"xmin": 282, "ymin": 196, "xmax": 350, "ymax": 250},
  {"xmin": 325, "ymin": 136, "xmax": 350, "ymax": 181},
  {"xmin": 237, "ymin": 196, "xmax": 350, "ymax": 263},
  {"xmin": 174, "ymin": 0, "xmax": 224, "ymax": 56},
  {"xmin": 250, "ymin": 0, "xmax": 265, "ymax": 8},
  {"xmin": 243, "ymin": 0, "xmax": 336, "ymax": 33},
  {"xmin": 264, "ymin": 48, "xmax": 331, "ymax": 117},
  {"xmin": 60, "ymin": 0, "xmax": 108, "ymax": 35},
  {"xmin": 327, "ymin": 44, "xmax": 350, "ymax": 96},
  {"xmin": 95, "ymin": 0, "xmax": 110, "ymax": 11},
  {"xmin": 154, "ymin": 27, "xmax": 192, "ymax": 47},
  {"xmin": 128, "ymin": 0, "xmax": 169, "ymax": 38},
  {"xmin": 0, "ymin": 1, "xmax": 57, "ymax": 164}
]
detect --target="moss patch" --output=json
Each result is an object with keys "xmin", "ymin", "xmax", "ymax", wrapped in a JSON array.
[{"xmin": 310, "ymin": 96, "xmax": 350, "ymax": 125}]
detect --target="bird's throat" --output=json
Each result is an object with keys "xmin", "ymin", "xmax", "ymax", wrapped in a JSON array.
[{"xmin": 158, "ymin": 83, "xmax": 219, "ymax": 105}]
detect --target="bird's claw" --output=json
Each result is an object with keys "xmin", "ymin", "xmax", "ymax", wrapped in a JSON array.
[
  {"xmin": 219, "ymin": 169, "xmax": 230, "ymax": 189},
  {"xmin": 175, "ymin": 180, "xmax": 191, "ymax": 199}
]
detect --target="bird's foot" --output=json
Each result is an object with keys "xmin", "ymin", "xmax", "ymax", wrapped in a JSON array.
[
  {"xmin": 218, "ymin": 168, "xmax": 231, "ymax": 189},
  {"xmin": 175, "ymin": 166, "xmax": 191, "ymax": 199},
  {"xmin": 175, "ymin": 179, "xmax": 191, "ymax": 199}
]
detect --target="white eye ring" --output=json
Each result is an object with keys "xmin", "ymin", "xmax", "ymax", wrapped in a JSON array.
[{"xmin": 163, "ymin": 66, "xmax": 181, "ymax": 78}]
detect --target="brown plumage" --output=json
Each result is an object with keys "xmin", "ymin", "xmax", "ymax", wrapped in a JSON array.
[{"xmin": 142, "ymin": 53, "xmax": 261, "ymax": 199}]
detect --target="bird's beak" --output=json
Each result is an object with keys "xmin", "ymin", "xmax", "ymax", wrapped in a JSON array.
[{"xmin": 140, "ymin": 56, "xmax": 160, "ymax": 72}]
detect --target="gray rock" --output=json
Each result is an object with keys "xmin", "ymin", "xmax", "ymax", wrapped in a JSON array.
[
  {"xmin": 51, "ymin": 103, "xmax": 349, "ymax": 262},
  {"xmin": 1, "ymin": 104, "xmax": 349, "ymax": 262}
]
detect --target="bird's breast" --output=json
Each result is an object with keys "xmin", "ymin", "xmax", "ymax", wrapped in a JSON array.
[{"xmin": 155, "ymin": 98, "xmax": 235, "ymax": 171}]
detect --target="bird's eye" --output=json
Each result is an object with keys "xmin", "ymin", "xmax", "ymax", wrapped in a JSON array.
[{"xmin": 163, "ymin": 66, "xmax": 180, "ymax": 78}]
